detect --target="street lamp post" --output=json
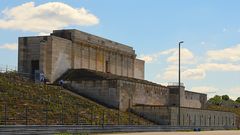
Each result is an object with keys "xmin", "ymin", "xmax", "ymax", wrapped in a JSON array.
[{"xmin": 178, "ymin": 41, "xmax": 184, "ymax": 126}]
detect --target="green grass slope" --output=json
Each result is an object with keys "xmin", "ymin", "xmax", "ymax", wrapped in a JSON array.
[{"xmin": 0, "ymin": 72, "xmax": 153, "ymax": 125}]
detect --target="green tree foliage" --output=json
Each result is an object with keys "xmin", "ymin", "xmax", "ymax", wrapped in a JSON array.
[
  {"xmin": 222, "ymin": 95, "xmax": 230, "ymax": 101},
  {"xmin": 236, "ymin": 97, "xmax": 240, "ymax": 103},
  {"xmin": 208, "ymin": 95, "xmax": 222, "ymax": 105}
]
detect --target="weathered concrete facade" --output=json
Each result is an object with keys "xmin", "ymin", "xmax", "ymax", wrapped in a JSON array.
[
  {"xmin": 168, "ymin": 84, "xmax": 207, "ymax": 109},
  {"xmin": 18, "ymin": 29, "xmax": 144, "ymax": 83},
  {"xmin": 18, "ymin": 36, "xmax": 72, "ymax": 81},
  {"xmin": 67, "ymin": 76, "xmax": 237, "ymax": 127},
  {"xmin": 132, "ymin": 106, "xmax": 237, "ymax": 127},
  {"xmin": 18, "ymin": 29, "xmax": 237, "ymax": 128},
  {"xmin": 68, "ymin": 78, "xmax": 169, "ymax": 111},
  {"xmin": 70, "ymin": 80, "xmax": 119, "ymax": 108}
]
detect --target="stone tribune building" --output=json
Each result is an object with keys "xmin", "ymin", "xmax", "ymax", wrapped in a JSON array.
[{"xmin": 18, "ymin": 29, "xmax": 238, "ymax": 128}]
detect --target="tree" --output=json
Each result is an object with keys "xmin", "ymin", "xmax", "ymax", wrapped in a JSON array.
[
  {"xmin": 222, "ymin": 95, "xmax": 230, "ymax": 101},
  {"xmin": 208, "ymin": 95, "xmax": 222, "ymax": 105},
  {"xmin": 236, "ymin": 97, "xmax": 240, "ymax": 103}
]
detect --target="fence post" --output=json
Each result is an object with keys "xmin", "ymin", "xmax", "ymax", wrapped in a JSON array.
[
  {"xmin": 106, "ymin": 111, "xmax": 108, "ymax": 125},
  {"xmin": 117, "ymin": 109, "xmax": 120, "ymax": 125},
  {"xmin": 102, "ymin": 110, "xmax": 105, "ymax": 127},
  {"xmin": 45, "ymin": 103, "xmax": 48, "ymax": 125},
  {"xmin": 138, "ymin": 114, "xmax": 140, "ymax": 125},
  {"xmin": 61, "ymin": 103, "xmax": 64, "ymax": 125},
  {"xmin": 25, "ymin": 105, "xmax": 28, "ymax": 125},
  {"xmin": 91, "ymin": 107, "xmax": 93, "ymax": 125},
  {"xmin": 128, "ymin": 110, "xmax": 131, "ymax": 125},
  {"xmin": 4, "ymin": 104, "xmax": 7, "ymax": 126},
  {"xmin": 76, "ymin": 109, "xmax": 79, "ymax": 125}
]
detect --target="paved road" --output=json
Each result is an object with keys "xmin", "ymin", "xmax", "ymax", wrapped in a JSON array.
[{"xmin": 97, "ymin": 130, "xmax": 240, "ymax": 135}]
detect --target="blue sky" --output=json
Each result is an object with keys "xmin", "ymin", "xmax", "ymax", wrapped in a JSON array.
[{"xmin": 0, "ymin": 0, "xmax": 239, "ymax": 99}]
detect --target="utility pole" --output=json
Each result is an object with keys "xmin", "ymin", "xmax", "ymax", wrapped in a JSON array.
[{"xmin": 178, "ymin": 41, "xmax": 184, "ymax": 126}]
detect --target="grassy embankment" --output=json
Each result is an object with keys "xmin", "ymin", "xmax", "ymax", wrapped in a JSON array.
[{"xmin": 0, "ymin": 72, "xmax": 153, "ymax": 125}]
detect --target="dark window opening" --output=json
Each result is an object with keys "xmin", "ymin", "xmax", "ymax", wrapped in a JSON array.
[
  {"xmin": 106, "ymin": 61, "xmax": 110, "ymax": 73},
  {"xmin": 43, "ymin": 36, "xmax": 48, "ymax": 41},
  {"xmin": 23, "ymin": 37, "xmax": 28, "ymax": 46},
  {"xmin": 31, "ymin": 60, "xmax": 39, "ymax": 80}
]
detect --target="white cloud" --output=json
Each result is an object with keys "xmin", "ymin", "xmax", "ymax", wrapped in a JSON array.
[
  {"xmin": 139, "ymin": 48, "xmax": 196, "ymax": 64},
  {"xmin": 191, "ymin": 86, "xmax": 218, "ymax": 99},
  {"xmin": 138, "ymin": 49, "xmax": 174, "ymax": 63},
  {"xmin": 159, "ymin": 62, "xmax": 240, "ymax": 81},
  {"xmin": 201, "ymin": 41, "xmax": 206, "ymax": 45},
  {"xmin": 191, "ymin": 86, "xmax": 217, "ymax": 94},
  {"xmin": 228, "ymin": 87, "xmax": 240, "ymax": 100},
  {"xmin": 38, "ymin": 32, "xmax": 50, "ymax": 36},
  {"xmin": 0, "ymin": 43, "xmax": 17, "ymax": 50},
  {"xmin": 155, "ymin": 44, "xmax": 240, "ymax": 82},
  {"xmin": 191, "ymin": 86, "xmax": 240, "ymax": 100},
  {"xmin": 138, "ymin": 55, "xmax": 155, "ymax": 63},
  {"xmin": 160, "ymin": 65, "xmax": 178, "ymax": 80},
  {"xmin": 0, "ymin": 2, "xmax": 99, "ymax": 33},
  {"xmin": 166, "ymin": 48, "xmax": 196, "ymax": 64},
  {"xmin": 207, "ymin": 44, "xmax": 240, "ymax": 62},
  {"xmin": 159, "ymin": 48, "xmax": 176, "ymax": 55},
  {"xmin": 198, "ymin": 63, "xmax": 240, "ymax": 72},
  {"xmin": 153, "ymin": 44, "xmax": 240, "ymax": 99},
  {"xmin": 157, "ymin": 65, "xmax": 205, "ymax": 81},
  {"xmin": 222, "ymin": 28, "xmax": 227, "ymax": 32},
  {"xmin": 182, "ymin": 68, "xmax": 206, "ymax": 80}
]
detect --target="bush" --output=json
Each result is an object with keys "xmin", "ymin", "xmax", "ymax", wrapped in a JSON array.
[
  {"xmin": 222, "ymin": 95, "xmax": 230, "ymax": 101},
  {"xmin": 208, "ymin": 95, "xmax": 222, "ymax": 105},
  {"xmin": 236, "ymin": 97, "xmax": 240, "ymax": 103}
]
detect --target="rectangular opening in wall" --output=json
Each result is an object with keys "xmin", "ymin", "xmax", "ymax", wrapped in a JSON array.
[
  {"xmin": 31, "ymin": 60, "xmax": 39, "ymax": 80},
  {"xmin": 23, "ymin": 37, "xmax": 28, "ymax": 46},
  {"xmin": 106, "ymin": 61, "xmax": 110, "ymax": 73}
]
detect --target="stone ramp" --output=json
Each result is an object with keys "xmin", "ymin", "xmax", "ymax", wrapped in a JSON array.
[{"xmin": 0, "ymin": 125, "xmax": 235, "ymax": 135}]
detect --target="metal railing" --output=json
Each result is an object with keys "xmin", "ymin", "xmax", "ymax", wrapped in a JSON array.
[
  {"xmin": 0, "ymin": 72, "xmax": 152, "ymax": 126},
  {"xmin": 0, "ymin": 103, "xmax": 152, "ymax": 126},
  {"xmin": 167, "ymin": 82, "xmax": 184, "ymax": 87},
  {"xmin": 0, "ymin": 65, "xmax": 17, "ymax": 73}
]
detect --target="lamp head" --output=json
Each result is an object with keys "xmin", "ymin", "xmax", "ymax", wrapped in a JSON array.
[{"xmin": 179, "ymin": 41, "xmax": 184, "ymax": 44}]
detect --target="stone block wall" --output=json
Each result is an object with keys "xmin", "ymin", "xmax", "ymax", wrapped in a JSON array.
[
  {"xmin": 131, "ymin": 106, "xmax": 171, "ymax": 125},
  {"xmin": 19, "ymin": 29, "xmax": 144, "ymax": 83},
  {"xmin": 50, "ymin": 36, "xmax": 72, "ymax": 82},
  {"xmin": 168, "ymin": 86, "xmax": 185, "ymax": 107},
  {"xmin": 117, "ymin": 80, "xmax": 169, "ymax": 111},
  {"xmin": 131, "ymin": 106, "xmax": 237, "ymax": 127},
  {"xmin": 183, "ymin": 91, "xmax": 207, "ymax": 109},
  {"xmin": 67, "ymin": 79, "xmax": 169, "ymax": 111},
  {"xmin": 168, "ymin": 85, "xmax": 207, "ymax": 109},
  {"xmin": 69, "ymin": 80, "xmax": 120, "ymax": 108},
  {"xmin": 52, "ymin": 29, "xmax": 135, "ymax": 54},
  {"xmin": 52, "ymin": 29, "xmax": 137, "ymax": 79},
  {"xmin": 18, "ymin": 36, "xmax": 51, "ymax": 77},
  {"xmin": 71, "ymin": 44, "xmax": 135, "ymax": 78},
  {"xmin": 134, "ymin": 59, "xmax": 144, "ymax": 79},
  {"xmin": 18, "ymin": 36, "xmax": 73, "ymax": 82},
  {"xmin": 170, "ymin": 107, "xmax": 237, "ymax": 127}
]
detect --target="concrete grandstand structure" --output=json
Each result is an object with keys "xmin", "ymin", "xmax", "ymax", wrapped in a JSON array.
[{"xmin": 18, "ymin": 29, "xmax": 238, "ymax": 127}]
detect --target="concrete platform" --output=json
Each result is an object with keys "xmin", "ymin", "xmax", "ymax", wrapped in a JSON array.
[
  {"xmin": 0, "ymin": 125, "xmax": 237, "ymax": 135},
  {"xmin": 98, "ymin": 130, "xmax": 240, "ymax": 135}
]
